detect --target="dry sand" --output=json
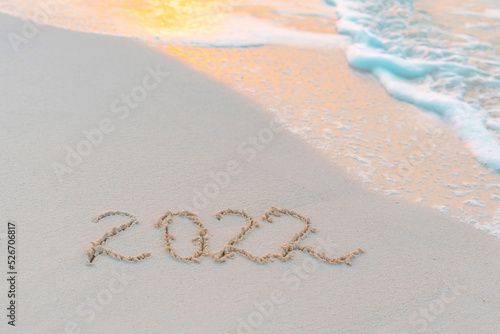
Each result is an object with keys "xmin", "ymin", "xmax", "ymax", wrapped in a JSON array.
[{"xmin": 1, "ymin": 13, "xmax": 499, "ymax": 334}]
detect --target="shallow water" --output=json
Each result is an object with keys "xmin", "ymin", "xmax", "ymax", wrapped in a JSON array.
[
  {"xmin": 333, "ymin": 0, "xmax": 500, "ymax": 172},
  {"xmin": 2, "ymin": 0, "xmax": 499, "ymax": 166}
]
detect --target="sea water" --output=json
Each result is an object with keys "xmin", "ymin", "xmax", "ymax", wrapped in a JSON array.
[{"xmin": 2, "ymin": 0, "xmax": 499, "ymax": 166}]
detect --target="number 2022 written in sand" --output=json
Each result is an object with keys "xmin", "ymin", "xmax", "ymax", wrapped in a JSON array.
[{"xmin": 86, "ymin": 207, "xmax": 364, "ymax": 266}]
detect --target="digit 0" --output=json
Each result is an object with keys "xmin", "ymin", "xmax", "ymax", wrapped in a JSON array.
[{"xmin": 155, "ymin": 211, "xmax": 209, "ymax": 263}]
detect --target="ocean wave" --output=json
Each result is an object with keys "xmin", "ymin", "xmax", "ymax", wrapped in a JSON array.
[{"xmin": 328, "ymin": 0, "xmax": 500, "ymax": 171}]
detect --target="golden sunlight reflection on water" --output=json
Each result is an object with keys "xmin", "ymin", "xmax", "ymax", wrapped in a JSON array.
[{"xmin": 109, "ymin": 0, "xmax": 236, "ymax": 33}]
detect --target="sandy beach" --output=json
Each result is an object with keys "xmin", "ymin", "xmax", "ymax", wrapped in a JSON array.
[{"xmin": 1, "ymin": 4, "xmax": 500, "ymax": 334}]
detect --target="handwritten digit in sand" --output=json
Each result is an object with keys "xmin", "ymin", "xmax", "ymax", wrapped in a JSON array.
[
  {"xmin": 86, "ymin": 211, "xmax": 152, "ymax": 265},
  {"xmin": 155, "ymin": 211, "xmax": 209, "ymax": 263},
  {"xmin": 261, "ymin": 207, "xmax": 364, "ymax": 265},
  {"xmin": 211, "ymin": 209, "xmax": 270, "ymax": 263}
]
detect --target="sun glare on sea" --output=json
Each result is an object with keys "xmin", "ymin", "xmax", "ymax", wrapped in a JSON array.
[{"xmin": 110, "ymin": 0, "xmax": 236, "ymax": 33}]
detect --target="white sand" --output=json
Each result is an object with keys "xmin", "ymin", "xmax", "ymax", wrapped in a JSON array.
[{"xmin": 1, "ymin": 13, "xmax": 500, "ymax": 333}]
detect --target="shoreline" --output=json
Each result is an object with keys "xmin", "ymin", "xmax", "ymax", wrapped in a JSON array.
[
  {"xmin": 1, "ymin": 13, "xmax": 500, "ymax": 334},
  {"xmin": 158, "ymin": 43, "xmax": 500, "ymax": 237}
]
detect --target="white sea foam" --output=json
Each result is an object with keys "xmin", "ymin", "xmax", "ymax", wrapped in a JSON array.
[
  {"xmin": 329, "ymin": 0, "xmax": 500, "ymax": 171},
  {"xmin": 152, "ymin": 16, "xmax": 348, "ymax": 48},
  {"xmin": 452, "ymin": 9, "xmax": 500, "ymax": 20},
  {"xmin": 475, "ymin": 207, "xmax": 500, "ymax": 237}
]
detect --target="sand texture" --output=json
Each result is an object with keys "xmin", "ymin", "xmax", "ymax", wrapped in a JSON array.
[{"xmin": 1, "ymin": 13, "xmax": 500, "ymax": 334}]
